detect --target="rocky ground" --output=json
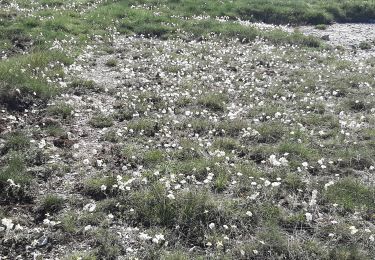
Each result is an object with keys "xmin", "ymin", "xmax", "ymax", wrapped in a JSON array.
[
  {"xmin": 1, "ymin": 20, "xmax": 375, "ymax": 259},
  {"xmin": 300, "ymin": 23, "xmax": 375, "ymax": 49}
]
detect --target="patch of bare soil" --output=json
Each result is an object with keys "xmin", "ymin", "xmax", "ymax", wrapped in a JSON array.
[{"xmin": 300, "ymin": 23, "xmax": 375, "ymax": 49}]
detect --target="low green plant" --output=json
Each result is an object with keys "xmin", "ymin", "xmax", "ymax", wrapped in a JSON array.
[
  {"xmin": 89, "ymin": 114, "xmax": 114, "ymax": 128},
  {"xmin": 105, "ymin": 58, "xmax": 118, "ymax": 67},
  {"xmin": 82, "ymin": 176, "xmax": 117, "ymax": 200},
  {"xmin": 121, "ymin": 185, "xmax": 243, "ymax": 244},
  {"xmin": 325, "ymin": 178, "xmax": 375, "ymax": 211},
  {"xmin": 197, "ymin": 93, "xmax": 228, "ymax": 112},
  {"xmin": 127, "ymin": 119, "xmax": 159, "ymax": 137},
  {"xmin": 315, "ymin": 24, "xmax": 328, "ymax": 30},
  {"xmin": 48, "ymin": 102, "xmax": 74, "ymax": 119},
  {"xmin": 2, "ymin": 131, "xmax": 30, "ymax": 154},
  {"xmin": 36, "ymin": 194, "xmax": 65, "ymax": 221},
  {"xmin": 256, "ymin": 122, "xmax": 286, "ymax": 143},
  {"xmin": 0, "ymin": 154, "xmax": 32, "ymax": 203},
  {"xmin": 359, "ymin": 41, "xmax": 372, "ymax": 50}
]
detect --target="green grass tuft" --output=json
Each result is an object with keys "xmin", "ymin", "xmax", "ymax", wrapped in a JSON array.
[{"xmin": 325, "ymin": 178, "xmax": 375, "ymax": 211}]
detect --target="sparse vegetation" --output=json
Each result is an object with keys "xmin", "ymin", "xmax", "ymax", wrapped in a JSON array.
[{"xmin": 1, "ymin": 0, "xmax": 375, "ymax": 259}]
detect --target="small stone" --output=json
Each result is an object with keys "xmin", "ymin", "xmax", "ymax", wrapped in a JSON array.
[
  {"xmin": 37, "ymin": 236, "xmax": 48, "ymax": 247},
  {"xmin": 321, "ymin": 35, "xmax": 330, "ymax": 41}
]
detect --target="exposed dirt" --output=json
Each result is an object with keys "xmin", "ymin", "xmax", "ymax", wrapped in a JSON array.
[{"xmin": 300, "ymin": 23, "xmax": 375, "ymax": 49}]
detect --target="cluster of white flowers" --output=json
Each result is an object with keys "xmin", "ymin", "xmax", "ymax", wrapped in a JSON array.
[
  {"xmin": 139, "ymin": 232, "xmax": 165, "ymax": 244},
  {"xmin": 241, "ymin": 127, "xmax": 259, "ymax": 138},
  {"xmin": 1, "ymin": 218, "xmax": 14, "ymax": 231},
  {"xmin": 1, "ymin": 218, "xmax": 23, "ymax": 232},
  {"xmin": 203, "ymin": 172, "xmax": 214, "ymax": 184},
  {"xmin": 324, "ymin": 181, "xmax": 335, "ymax": 190},
  {"xmin": 112, "ymin": 175, "xmax": 135, "ymax": 191},
  {"xmin": 83, "ymin": 202, "xmax": 96, "ymax": 212},
  {"xmin": 38, "ymin": 139, "xmax": 47, "ymax": 149},
  {"xmin": 43, "ymin": 218, "xmax": 61, "ymax": 227},
  {"xmin": 212, "ymin": 150, "xmax": 226, "ymax": 158},
  {"xmin": 349, "ymin": 226, "xmax": 358, "ymax": 235},
  {"xmin": 7, "ymin": 178, "xmax": 20, "ymax": 188},
  {"xmin": 268, "ymin": 154, "xmax": 289, "ymax": 166}
]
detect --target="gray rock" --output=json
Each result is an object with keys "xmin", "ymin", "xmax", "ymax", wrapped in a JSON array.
[{"xmin": 36, "ymin": 236, "xmax": 48, "ymax": 247}]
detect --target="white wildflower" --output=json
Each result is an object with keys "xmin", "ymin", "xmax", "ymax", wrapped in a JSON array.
[
  {"xmin": 139, "ymin": 232, "xmax": 152, "ymax": 241},
  {"xmin": 83, "ymin": 203, "xmax": 96, "ymax": 212},
  {"xmin": 324, "ymin": 181, "xmax": 334, "ymax": 190},
  {"xmin": 83, "ymin": 159, "xmax": 90, "ymax": 165},
  {"xmin": 349, "ymin": 226, "xmax": 358, "ymax": 235},
  {"xmin": 279, "ymin": 157, "xmax": 288, "ymax": 166},
  {"xmin": 38, "ymin": 139, "xmax": 46, "ymax": 149},
  {"xmin": 96, "ymin": 160, "xmax": 103, "ymax": 167},
  {"xmin": 14, "ymin": 224, "xmax": 23, "ymax": 231},
  {"xmin": 1, "ymin": 218, "xmax": 14, "ymax": 230},
  {"xmin": 84, "ymin": 225, "xmax": 92, "ymax": 231},
  {"xmin": 249, "ymin": 192, "xmax": 259, "ymax": 200},
  {"xmin": 305, "ymin": 212, "xmax": 313, "ymax": 222},
  {"xmin": 309, "ymin": 190, "xmax": 318, "ymax": 206},
  {"xmin": 167, "ymin": 193, "xmax": 175, "ymax": 200},
  {"xmin": 152, "ymin": 234, "xmax": 165, "ymax": 244}
]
